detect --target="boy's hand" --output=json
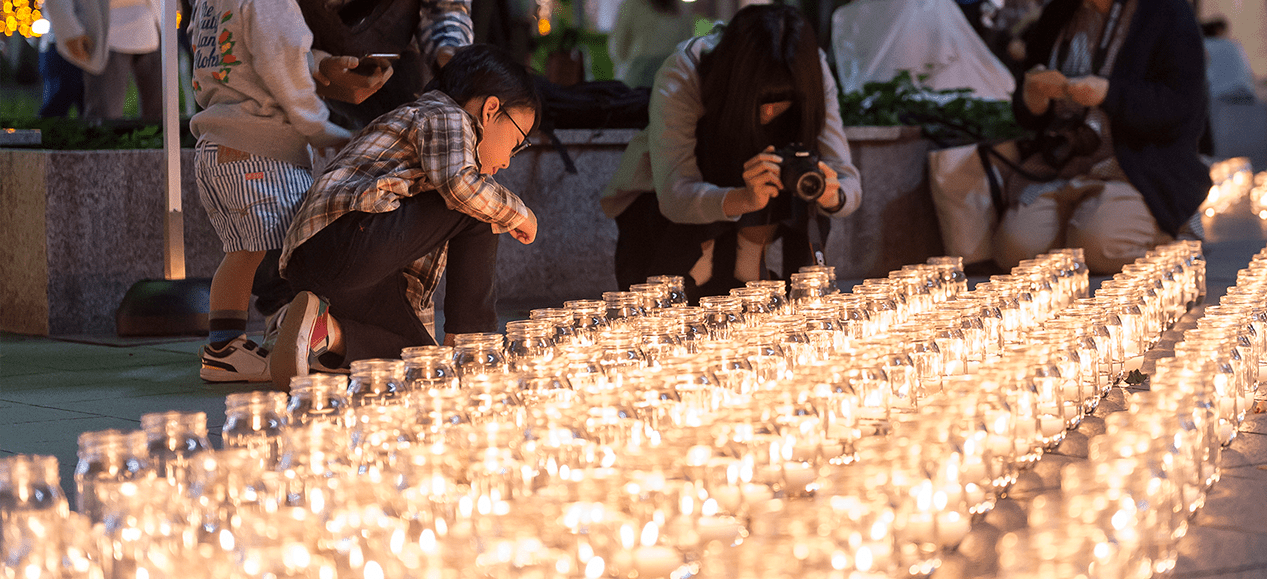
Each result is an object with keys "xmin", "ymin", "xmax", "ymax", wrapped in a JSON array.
[
  {"xmin": 314, "ymin": 56, "xmax": 393, "ymax": 104},
  {"xmin": 510, "ymin": 213, "xmax": 538, "ymax": 244}
]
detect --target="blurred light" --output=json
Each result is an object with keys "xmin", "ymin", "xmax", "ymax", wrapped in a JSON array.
[
  {"xmin": 30, "ymin": 16, "xmax": 46, "ymax": 34},
  {"xmin": 537, "ymin": 18, "xmax": 551, "ymax": 36}
]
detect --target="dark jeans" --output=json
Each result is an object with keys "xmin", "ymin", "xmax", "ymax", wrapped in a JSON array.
[
  {"xmin": 613, "ymin": 192, "xmax": 824, "ymax": 301},
  {"xmin": 284, "ymin": 192, "xmax": 500, "ymax": 362},
  {"xmin": 252, "ymin": 249, "xmax": 293, "ymax": 318},
  {"xmin": 37, "ymin": 47, "xmax": 83, "ymax": 118},
  {"xmin": 614, "ymin": 192, "xmax": 733, "ymax": 299}
]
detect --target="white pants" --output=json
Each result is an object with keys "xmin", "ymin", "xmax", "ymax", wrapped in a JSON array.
[{"xmin": 994, "ymin": 179, "xmax": 1171, "ymax": 274}]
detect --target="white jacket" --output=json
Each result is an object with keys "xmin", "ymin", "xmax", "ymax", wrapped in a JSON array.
[{"xmin": 42, "ymin": 0, "xmax": 163, "ymax": 74}]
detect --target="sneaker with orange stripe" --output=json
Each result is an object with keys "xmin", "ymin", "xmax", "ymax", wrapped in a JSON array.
[{"xmin": 270, "ymin": 291, "xmax": 337, "ymax": 389}]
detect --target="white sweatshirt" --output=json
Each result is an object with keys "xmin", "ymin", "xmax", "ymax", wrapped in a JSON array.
[{"xmin": 188, "ymin": 0, "xmax": 351, "ymax": 168}]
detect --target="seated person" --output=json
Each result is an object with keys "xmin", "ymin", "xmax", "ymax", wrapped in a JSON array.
[
  {"xmin": 995, "ymin": 0, "xmax": 1210, "ymax": 274},
  {"xmin": 271, "ymin": 44, "xmax": 539, "ymax": 388},
  {"xmin": 601, "ymin": 4, "xmax": 863, "ymax": 300}
]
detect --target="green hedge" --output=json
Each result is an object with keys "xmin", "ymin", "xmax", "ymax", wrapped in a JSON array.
[{"xmin": 0, "ymin": 117, "xmax": 195, "ymax": 150}]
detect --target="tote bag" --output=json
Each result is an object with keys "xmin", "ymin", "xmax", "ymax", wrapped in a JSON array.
[{"xmin": 927, "ymin": 140, "xmax": 1021, "ymax": 265}]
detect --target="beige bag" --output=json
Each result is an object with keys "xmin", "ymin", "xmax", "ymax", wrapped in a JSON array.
[{"xmin": 927, "ymin": 140, "xmax": 1021, "ymax": 265}]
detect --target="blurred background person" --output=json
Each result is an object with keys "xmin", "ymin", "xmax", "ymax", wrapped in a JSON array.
[
  {"xmin": 608, "ymin": 0, "xmax": 696, "ymax": 88},
  {"xmin": 42, "ymin": 0, "xmax": 162, "ymax": 121}
]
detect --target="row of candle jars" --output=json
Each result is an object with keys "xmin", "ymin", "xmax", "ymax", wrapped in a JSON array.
[{"xmin": 3, "ymin": 240, "xmax": 1238, "ymax": 579}]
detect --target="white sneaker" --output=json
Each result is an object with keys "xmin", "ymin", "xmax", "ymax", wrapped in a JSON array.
[
  {"xmin": 260, "ymin": 303, "xmax": 289, "ymax": 353},
  {"xmin": 271, "ymin": 291, "xmax": 342, "ymax": 389},
  {"xmin": 199, "ymin": 335, "xmax": 270, "ymax": 383}
]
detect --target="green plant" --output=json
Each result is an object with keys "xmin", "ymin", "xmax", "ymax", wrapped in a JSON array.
[
  {"xmin": 0, "ymin": 116, "xmax": 194, "ymax": 150},
  {"xmin": 838, "ymin": 70, "xmax": 1025, "ymax": 144}
]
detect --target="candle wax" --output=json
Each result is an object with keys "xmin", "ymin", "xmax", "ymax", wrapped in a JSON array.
[{"xmin": 633, "ymin": 546, "xmax": 681, "ymax": 577}]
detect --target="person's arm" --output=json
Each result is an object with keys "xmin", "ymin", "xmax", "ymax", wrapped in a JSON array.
[
  {"xmin": 418, "ymin": 109, "xmax": 532, "ymax": 235},
  {"xmin": 1099, "ymin": 2, "xmax": 1207, "ymax": 143},
  {"xmin": 648, "ymin": 37, "xmax": 739, "ymax": 224},
  {"xmin": 244, "ymin": 0, "xmax": 351, "ymax": 148},
  {"xmin": 42, "ymin": 0, "xmax": 85, "ymax": 41},
  {"xmin": 420, "ymin": 0, "xmax": 474, "ymax": 68},
  {"xmin": 814, "ymin": 49, "xmax": 861, "ymax": 218}
]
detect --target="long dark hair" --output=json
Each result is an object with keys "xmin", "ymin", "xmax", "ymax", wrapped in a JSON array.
[
  {"xmin": 425, "ymin": 44, "xmax": 542, "ymax": 130},
  {"xmin": 694, "ymin": 4, "xmax": 825, "ymax": 188}
]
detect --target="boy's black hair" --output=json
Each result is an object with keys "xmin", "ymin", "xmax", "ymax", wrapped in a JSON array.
[{"xmin": 424, "ymin": 44, "xmax": 542, "ymax": 130}]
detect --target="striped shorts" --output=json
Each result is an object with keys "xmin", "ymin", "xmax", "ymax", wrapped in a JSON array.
[{"xmin": 194, "ymin": 140, "xmax": 313, "ymax": 253}]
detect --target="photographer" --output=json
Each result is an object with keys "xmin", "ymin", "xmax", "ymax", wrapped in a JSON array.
[
  {"xmin": 996, "ymin": 0, "xmax": 1210, "ymax": 274},
  {"xmin": 601, "ymin": 4, "xmax": 862, "ymax": 299}
]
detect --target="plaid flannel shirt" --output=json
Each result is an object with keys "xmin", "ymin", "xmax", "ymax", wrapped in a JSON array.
[{"xmin": 281, "ymin": 90, "xmax": 532, "ymax": 328}]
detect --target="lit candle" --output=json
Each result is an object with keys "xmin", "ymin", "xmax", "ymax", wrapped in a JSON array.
[
  {"xmin": 632, "ymin": 546, "xmax": 680, "ymax": 577},
  {"xmin": 696, "ymin": 516, "xmax": 740, "ymax": 544}
]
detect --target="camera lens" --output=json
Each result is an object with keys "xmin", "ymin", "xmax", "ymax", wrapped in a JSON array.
[{"xmin": 796, "ymin": 172, "xmax": 825, "ymax": 201}]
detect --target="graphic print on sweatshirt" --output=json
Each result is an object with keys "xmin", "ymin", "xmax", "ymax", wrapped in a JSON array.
[{"xmin": 192, "ymin": 4, "xmax": 243, "ymax": 88}]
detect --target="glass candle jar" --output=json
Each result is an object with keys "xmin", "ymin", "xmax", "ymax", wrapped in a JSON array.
[
  {"xmin": 222, "ymin": 391, "xmax": 288, "ymax": 468},
  {"xmin": 347, "ymin": 358, "xmax": 408, "ymax": 407},
  {"xmin": 646, "ymin": 275, "xmax": 688, "ymax": 306},
  {"xmin": 287, "ymin": 373, "xmax": 350, "ymax": 427},
  {"xmin": 402, "ymin": 345, "xmax": 461, "ymax": 390},
  {"xmin": 140, "ymin": 410, "xmax": 212, "ymax": 491},
  {"xmin": 452, "ymin": 333, "xmax": 508, "ymax": 379},
  {"xmin": 75, "ymin": 429, "xmax": 148, "ymax": 524},
  {"xmin": 505, "ymin": 320, "xmax": 558, "ymax": 370}
]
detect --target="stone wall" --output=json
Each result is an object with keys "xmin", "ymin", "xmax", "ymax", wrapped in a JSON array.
[
  {"xmin": 826, "ymin": 126, "xmax": 942, "ymax": 282},
  {"xmin": 0, "ymin": 149, "xmax": 222, "ymax": 336}
]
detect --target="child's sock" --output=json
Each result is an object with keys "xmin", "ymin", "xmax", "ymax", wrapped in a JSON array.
[{"xmin": 208, "ymin": 310, "xmax": 249, "ymax": 349}]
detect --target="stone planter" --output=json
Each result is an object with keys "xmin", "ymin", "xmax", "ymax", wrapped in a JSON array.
[
  {"xmin": 827, "ymin": 125, "xmax": 942, "ymax": 281},
  {"xmin": 0, "ymin": 149, "xmax": 222, "ymax": 336}
]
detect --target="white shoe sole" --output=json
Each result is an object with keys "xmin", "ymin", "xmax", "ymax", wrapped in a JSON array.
[
  {"xmin": 200, "ymin": 366, "xmax": 271, "ymax": 383},
  {"xmin": 271, "ymin": 292, "xmax": 321, "ymax": 389}
]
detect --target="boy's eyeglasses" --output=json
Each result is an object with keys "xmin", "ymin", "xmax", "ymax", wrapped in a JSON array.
[{"xmin": 505, "ymin": 113, "xmax": 530, "ymax": 157}]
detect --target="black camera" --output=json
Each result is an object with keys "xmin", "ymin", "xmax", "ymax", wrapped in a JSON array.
[
  {"xmin": 1036, "ymin": 113, "xmax": 1101, "ymax": 170},
  {"xmin": 774, "ymin": 144, "xmax": 826, "ymax": 202}
]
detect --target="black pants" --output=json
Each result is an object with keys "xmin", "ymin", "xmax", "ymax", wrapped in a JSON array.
[
  {"xmin": 284, "ymin": 192, "xmax": 500, "ymax": 362},
  {"xmin": 614, "ymin": 192, "xmax": 822, "ymax": 301}
]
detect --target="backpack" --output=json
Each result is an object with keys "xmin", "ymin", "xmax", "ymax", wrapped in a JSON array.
[{"xmin": 533, "ymin": 77, "xmax": 651, "ymax": 172}]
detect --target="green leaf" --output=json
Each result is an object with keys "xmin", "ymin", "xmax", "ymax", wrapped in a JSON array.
[{"xmin": 837, "ymin": 71, "xmax": 1026, "ymax": 143}]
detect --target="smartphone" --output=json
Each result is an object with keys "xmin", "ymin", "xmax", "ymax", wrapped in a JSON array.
[{"xmin": 353, "ymin": 53, "xmax": 399, "ymax": 75}]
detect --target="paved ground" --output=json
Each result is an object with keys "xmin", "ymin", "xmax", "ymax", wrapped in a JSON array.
[{"xmin": 1, "ymin": 209, "xmax": 1264, "ymax": 577}]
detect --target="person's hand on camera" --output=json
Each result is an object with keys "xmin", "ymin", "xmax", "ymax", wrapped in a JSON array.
[
  {"xmin": 1065, "ymin": 75, "xmax": 1109, "ymax": 107},
  {"xmin": 1022, "ymin": 65, "xmax": 1068, "ymax": 115},
  {"xmin": 815, "ymin": 161, "xmax": 844, "ymax": 212},
  {"xmin": 314, "ymin": 55, "xmax": 393, "ymax": 104},
  {"xmin": 510, "ymin": 212, "xmax": 538, "ymax": 244},
  {"xmin": 64, "ymin": 34, "xmax": 92, "ymax": 63},
  {"xmin": 725, "ymin": 146, "xmax": 782, "ymax": 217}
]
